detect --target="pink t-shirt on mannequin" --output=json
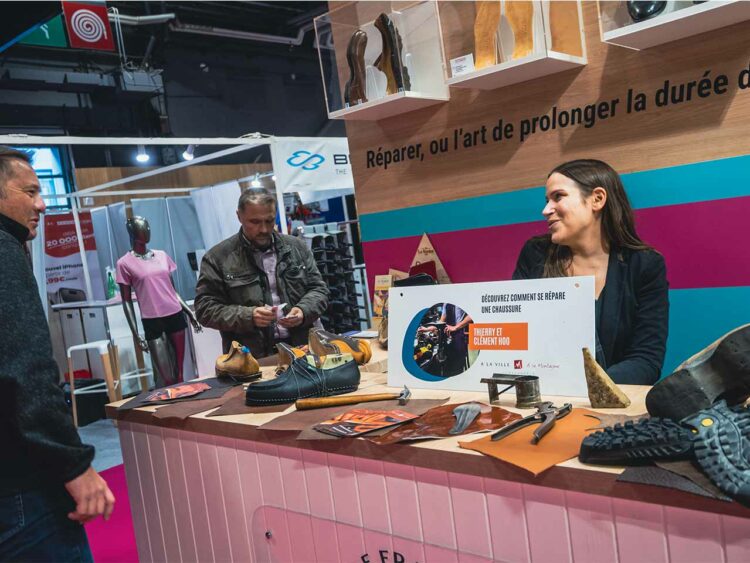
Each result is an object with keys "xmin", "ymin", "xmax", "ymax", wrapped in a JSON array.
[{"xmin": 116, "ymin": 250, "xmax": 182, "ymax": 319}]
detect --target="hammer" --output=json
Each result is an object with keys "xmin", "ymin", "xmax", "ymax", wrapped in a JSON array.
[{"xmin": 295, "ymin": 386, "xmax": 411, "ymax": 411}]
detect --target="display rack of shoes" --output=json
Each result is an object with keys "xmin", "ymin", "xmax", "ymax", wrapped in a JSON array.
[
  {"xmin": 597, "ymin": 0, "xmax": 750, "ymax": 51},
  {"xmin": 313, "ymin": 1, "xmax": 449, "ymax": 121},
  {"xmin": 304, "ymin": 223, "xmax": 370, "ymax": 335},
  {"xmin": 439, "ymin": 0, "xmax": 586, "ymax": 91}
]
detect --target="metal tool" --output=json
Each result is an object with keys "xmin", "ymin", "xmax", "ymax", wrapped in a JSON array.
[
  {"xmin": 480, "ymin": 374, "xmax": 541, "ymax": 408},
  {"xmin": 295, "ymin": 385, "xmax": 411, "ymax": 410},
  {"xmin": 490, "ymin": 401, "xmax": 572, "ymax": 444},
  {"xmin": 448, "ymin": 402, "xmax": 482, "ymax": 435}
]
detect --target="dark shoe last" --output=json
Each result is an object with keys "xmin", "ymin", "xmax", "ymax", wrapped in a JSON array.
[
  {"xmin": 646, "ymin": 324, "xmax": 750, "ymax": 421},
  {"xmin": 245, "ymin": 356, "xmax": 360, "ymax": 405},
  {"xmin": 579, "ymin": 417, "xmax": 694, "ymax": 465},
  {"xmin": 683, "ymin": 400, "xmax": 750, "ymax": 507}
]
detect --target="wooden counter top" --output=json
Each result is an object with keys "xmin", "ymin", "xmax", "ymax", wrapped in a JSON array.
[{"xmin": 106, "ymin": 346, "xmax": 750, "ymax": 519}]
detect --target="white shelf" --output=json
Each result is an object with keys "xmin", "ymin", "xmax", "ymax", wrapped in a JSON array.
[
  {"xmin": 601, "ymin": 0, "xmax": 750, "ymax": 51},
  {"xmin": 447, "ymin": 51, "xmax": 585, "ymax": 90},
  {"xmin": 328, "ymin": 90, "xmax": 448, "ymax": 121}
]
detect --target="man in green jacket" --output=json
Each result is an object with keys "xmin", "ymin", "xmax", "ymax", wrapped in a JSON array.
[
  {"xmin": 0, "ymin": 146, "xmax": 115, "ymax": 561},
  {"xmin": 195, "ymin": 189, "xmax": 329, "ymax": 358}
]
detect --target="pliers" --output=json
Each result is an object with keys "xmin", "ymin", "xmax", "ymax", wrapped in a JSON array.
[{"xmin": 491, "ymin": 401, "xmax": 573, "ymax": 444}]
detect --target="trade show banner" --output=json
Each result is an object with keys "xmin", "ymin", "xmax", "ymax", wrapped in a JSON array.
[
  {"xmin": 44, "ymin": 211, "xmax": 105, "ymax": 304},
  {"xmin": 388, "ymin": 277, "xmax": 595, "ymax": 397},
  {"xmin": 271, "ymin": 137, "xmax": 353, "ymax": 196}
]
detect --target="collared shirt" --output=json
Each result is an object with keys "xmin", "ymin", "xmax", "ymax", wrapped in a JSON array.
[{"xmin": 241, "ymin": 231, "xmax": 289, "ymax": 340}]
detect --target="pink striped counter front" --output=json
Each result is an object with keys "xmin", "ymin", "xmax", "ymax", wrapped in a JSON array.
[{"xmin": 110, "ymin": 395, "xmax": 750, "ymax": 563}]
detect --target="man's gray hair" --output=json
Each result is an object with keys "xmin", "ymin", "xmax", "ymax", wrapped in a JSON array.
[
  {"xmin": 0, "ymin": 146, "xmax": 32, "ymax": 198},
  {"xmin": 238, "ymin": 188, "xmax": 276, "ymax": 211}
]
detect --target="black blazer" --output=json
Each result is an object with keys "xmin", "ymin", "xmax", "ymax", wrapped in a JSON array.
[{"xmin": 512, "ymin": 237, "xmax": 669, "ymax": 385}]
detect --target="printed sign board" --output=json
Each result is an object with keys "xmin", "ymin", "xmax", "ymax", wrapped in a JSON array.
[
  {"xmin": 388, "ymin": 277, "xmax": 595, "ymax": 397},
  {"xmin": 44, "ymin": 211, "xmax": 105, "ymax": 304},
  {"xmin": 62, "ymin": 1, "xmax": 114, "ymax": 51},
  {"xmin": 270, "ymin": 137, "xmax": 353, "ymax": 196}
]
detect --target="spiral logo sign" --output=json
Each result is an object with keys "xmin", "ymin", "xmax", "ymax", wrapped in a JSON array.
[
  {"xmin": 71, "ymin": 9, "xmax": 107, "ymax": 42},
  {"xmin": 62, "ymin": 1, "xmax": 115, "ymax": 51}
]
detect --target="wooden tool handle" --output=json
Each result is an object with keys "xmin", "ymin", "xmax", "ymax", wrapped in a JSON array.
[{"xmin": 295, "ymin": 393, "xmax": 398, "ymax": 410}]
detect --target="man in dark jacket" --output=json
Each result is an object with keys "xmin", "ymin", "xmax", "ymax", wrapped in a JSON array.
[
  {"xmin": 0, "ymin": 147, "xmax": 114, "ymax": 562},
  {"xmin": 195, "ymin": 189, "xmax": 329, "ymax": 358}
]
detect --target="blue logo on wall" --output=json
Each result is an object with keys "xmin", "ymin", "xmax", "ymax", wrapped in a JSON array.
[{"xmin": 286, "ymin": 151, "xmax": 325, "ymax": 170}]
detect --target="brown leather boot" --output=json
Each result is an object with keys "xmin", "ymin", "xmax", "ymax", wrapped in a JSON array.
[
  {"xmin": 276, "ymin": 342, "xmax": 307, "ymax": 375},
  {"xmin": 309, "ymin": 328, "xmax": 372, "ymax": 365},
  {"xmin": 215, "ymin": 341, "xmax": 262, "ymax": 382},
  {"xmin": 505, "ymin": 0, "xmax": 534, "ymax": 59},
  {"xmin": 344, "ymin": 29, "xmax": 368, "ymax": 105},
  {"xmin": 374, "ymin": 13, "xmax": 411, "ymax": 95},
  {"xmin": 474, "ymin": 1, "xmax": 501, "ymax": 70}
]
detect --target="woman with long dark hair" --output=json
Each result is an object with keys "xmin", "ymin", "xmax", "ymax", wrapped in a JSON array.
[{"xmin": 513, "ymin": 159, "xmax": 669, "ymax": 384}]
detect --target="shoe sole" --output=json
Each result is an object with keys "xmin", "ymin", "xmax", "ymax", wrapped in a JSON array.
[
  {"xmin": 646, "ymin": 324, "xmax": 750, "ymax": 421},
  {"xmin": 686, "ymin": 401, "xmax": 750, "ymax": 505},
  {"xmin": 245, "ymin": 384, "xmax": 359, "ymax": 406},
  {"xmin": 215, "ymin": 369, "xmax": 262, "ymax": 383},
  {"xmin": 579, "ymin": 418, "xmax": 694, "ymax": 465}
]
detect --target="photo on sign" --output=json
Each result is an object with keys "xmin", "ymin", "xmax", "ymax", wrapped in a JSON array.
[{"xmin": 412, "ymin": 302, "xmax": 478, "ymax": 378}]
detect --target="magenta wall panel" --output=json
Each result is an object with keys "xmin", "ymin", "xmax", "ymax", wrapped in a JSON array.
[
  {"xmin": 484, "ymin": 478, "xmax": 530, "ymax": 563},
  {"xmin": 355, "ymin": 458, "xmax": 391, "ymax": 534},
  {"xmin": 236, "ymin": 440, "xmax": 269, "ymax": 562},
  {"xmin": 215, "ymin": 436, "xmax": 253, "ymax": 563},
  {"xmin": 612, "ymin": 498, "xmax": 669, "ymax": 563},
  {"xmin": 255, "ymin": 441, "xmax": 285, "ymax": 508},
  {"xmin": 162, "ymin": 428, "xmax": 198, "ymax": 563},
  {"xmin": 665, "ymin": 506, "xmax": 725, "ymax": 563},
  {"xmin": 146, "ymin": 426, "xmax": 182, "ymax": 562},
  {"xmin": 723, "ymin": 514, "xmax": 750, "ymax": 563},
  {"xmin": 566, "ymin": 491, "xmax": 617, "ymax": 563},
  {"xmin": 415, "ymin": 467, "xmax": 457, "ymax": 550},
  {"xmin": 523, "ymin": 484, "xmax": 573, "ymax": 563},
  {"xmin": 131, "ymin": 423, "xmax": 167, "ymax": 562},
  {"xmin": 636, "ymin": 196, "xmax": 750, "ymax": 289},
  {"xmin": 196, "ymin": 435, "xmax": 232, "ymax": 563},
  {"xmin": 328, "ymin": 453, "xmax": 363, "ymax": 527},
  {"xmin": 118, "ymin": 422, "xmax": 153, "ymax": 563},
  {"xmin": 119, "ymin": 428, "xmax": 750, "ymax": 563},
  {"xmin": 310, "ymin": 516, "xmax": 340, "ymax": 561},
  {"xmin": 302, "ymin": 449, "xmax": 335, "ymax": 520},
  {"xmin": 448, "ymin": 472, "xmax": 492, "ymax": 559},
  {"xmin": 179, "ymin": 432, "xmax": 216, "ymax": 563},
  {"xmin": 384, "ymin": 462, "xmax": 423, "ymax": 542},
  {"xmin": 277, "ymin": 445, "xmax": 309, "ymax": 514},
  {"xmin": 361, "ymin": 220, "xmax": 544, "ymax": 294}
]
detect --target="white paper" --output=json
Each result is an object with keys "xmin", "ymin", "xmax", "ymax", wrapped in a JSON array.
[{"xmin": 450, "ymin": 54, "xmax": 476, "ymax": 77}]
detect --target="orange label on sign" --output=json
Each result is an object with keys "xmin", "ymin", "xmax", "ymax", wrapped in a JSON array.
[{"xmin": 468, "ymin": 323, "xmax": 528, "ymax": 350}]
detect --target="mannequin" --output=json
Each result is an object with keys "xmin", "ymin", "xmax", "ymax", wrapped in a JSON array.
[{"xmin": 116, "ymin": 216, "xmax": 201, "ymax": 387}]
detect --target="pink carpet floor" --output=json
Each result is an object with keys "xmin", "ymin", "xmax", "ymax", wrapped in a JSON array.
[{"xmin": 85, "ymin": 464, "xmax": 139, "ymax": 562}]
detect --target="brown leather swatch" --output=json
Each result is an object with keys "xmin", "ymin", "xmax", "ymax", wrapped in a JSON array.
[
  {"xmin": 583, "ymin": 412, "xmax": 648, "ymax": 431},
  {"xmin": 152, "ymin": 386, "xmax": 245, "ymax": 421},
  {"xmin": 459, "ymin": 408, "xmax": 599, "ymax": 476},
  {"xmin": 293, "ymin": 398, "xmax": 450, "ymax": 440},
  {"xmin": 368, "ymin": 402, "xmax": 521, "ymax": 445}
]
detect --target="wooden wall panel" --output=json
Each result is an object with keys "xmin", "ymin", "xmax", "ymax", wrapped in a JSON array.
[
  {"xmin": 340, "ymin": 1, "xmax": 750, "ymax": 214},
  {"xmin": 74, "ymin": 163, "xmax": 271, "ymax": 209}
]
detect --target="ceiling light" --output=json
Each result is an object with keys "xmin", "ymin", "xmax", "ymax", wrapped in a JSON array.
[
  {"xmin": 135, "ymin": 145, "xmax": 149, "ymax": 163},
  {"xmin": 182, "ymin": 144, "xmax": 195, "ymax": 161},
  {"xmin": 271, "ymin": 175, "xmax": 276, "ymax": 181},
  {"xmin": 250, "ymin": 174, "xmax": 261, "ymax": 188}
]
